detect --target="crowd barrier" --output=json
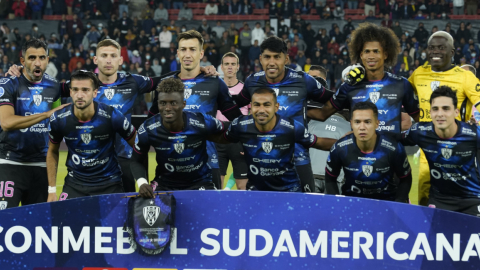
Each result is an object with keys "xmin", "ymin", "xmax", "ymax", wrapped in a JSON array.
[{"xmin": 0, "ymin": 191, "xmax": 479, "ymax": 269}]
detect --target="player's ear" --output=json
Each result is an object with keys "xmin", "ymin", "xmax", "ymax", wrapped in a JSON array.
[
  {"xmin": 20, "ymin": 56, "xmax": 25, "ymax": 66},
  {"xmin": 93, "ymin": 88, "xmax": 98, "ymax": 98},
  {"xmin": 274, "ymin": 101, "xmax": 279, "ymax": 112}
]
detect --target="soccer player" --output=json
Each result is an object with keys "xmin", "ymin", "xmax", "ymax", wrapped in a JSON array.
[
  {"xmin": 234, "ymin": 36, "xmax": 334, "ymax": 192},
  {"xmin": 131, "ymin": 78, "xmax": 226, "ymax": 197},
  {"xmin": 325, "ymin": 102, "xmax": 412, "ymax": 202},
  {"xmin": 409, "ymin": 31, "xmax": 480, "ymax": 206},
  {"xmin": 6, "ymin": 39, "xmax": 218, "ymax": 193},
  {"xmin": 47, "ymin": 71, "xmax": 136, "ymax": 200},
  {"xmin": 148, "ymin": 30, "xmax": 243, "ymax": 190},
  {"xmin": 306, "ymin": 22, "xmax": 420, "ymax": 140},
  {"xmin": 212, "ymin": 87, "xmax": 336, "ymax": 192},
  {"xmin": 216, "ymin": 52, "xmax": 249, "ymax": 190},
  {"xmin": 402, "ymin": 86, "xmax": 480, "ymax": 215},
  {"xmin": 306, "ymin": 65, "xmax": 351, "ymax": 193},
  {"xmin": 0, "ymin": 39, "xmax": 69, "ymax": 209}
]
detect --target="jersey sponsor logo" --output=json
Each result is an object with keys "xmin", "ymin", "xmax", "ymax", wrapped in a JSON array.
[
  {"xmin": 358, "ymin": 157, "xmax": 376, "ymax": 161},
  {"xmin": 50, "ymin": 113, "xmax": 56, "ymax": 122},
  {"xmin": 362, "ymin": 165, "xmax": 373, "ymax": 177},
  {"xmin": 430, "ymin": 81, "xmax": 440, "ymax": 91},
  {"xmin": 143, "ymin": 201, "xmax": 160, "ymax": 226},
  {"xmin": 138, "ymin": 124, "xmax": 146, "ymax": 134},
  {"xmin": 441, "ymin": 148, "xmax": 452, "ymax": 159},
  {"xmin": 377, "ymin": 125, "xmax": 395, "ymax": 132},
  {"xmin": 239, "ymin": 119, "xmax": 253, "ymax": 125},
  {"xmin": 58, "ymin": 110, "xmax": 72, "ymax": 118},
  {"xmin": 338, "ymin": 138, "xmax": 353, "ymax": 147},
  {"xmin": 254, "ymin": 71, "xmax": 265, "ymax": 76},
  {"xmin": 174, "ymin": 143, "xmax": 185, "ymax": 154},
  {"xmin": 378, "ymin": 110, "xmax": 389, "ymax": 114},
  {"xmin": 185, "ymin": 105, "xmax": 201, "ymax": 110},
  {"xmin": 437, "ymin": 140, "xmax": 456, "ymax": 145},
  {"xmin": 279, "ymin": 106, "xmax": 289, "ymax": 110},
  {"xmin": 352, "ymin": 96, "xmax": 365, "ymax": 100},
  {"xmin": 369, "ymin": 92, "xmax": 380, "ymax": 104},
  {"xmin": 18, "ymin": 97, "xmax": 30, "ymax": 100},
  {"xmin": 147, "ymin": 122, "xmax": 161, "ymax": 130},
  {"xmin": 262, "ymin": 141, "xmax": 273, "ymax": 153},
  {"xmin": 184, "ymin": 88, "xmax": 192, "ymax": 100},
  {"xmin": 81, "ymin": 133, "xmax": 92, "ymax": 145},
  {"xmin": 366, "ymin": 84, "xmax": 383, "ymax": 88},
  {"xmin": 98, "ymin": 109, "xmax": 111, "ymax": 119},
  {"xmin": 462, "ymin": 127, "xmax": 476, "ymax": 136},
  {"xmin": 0, "ymin": 87, "xmax": 4, "ymax": 98},
  {"xmin": 123, "ymin": 118, "xmax": 129, "ymax": 130},
  {"xmin": 419, "ymin": 125, "xmax": 432, "ymax": 131},
  {"xmin": 433, "ymin": 163, "xmax": 462, "ymax": 169},
  {"xmin": 33, "ymin": 95, "xmax": 42, "ymax": 106},
  {"xmin": 280, "ymin": 119, "xmax": 294, "ymax": 129},
  {"xmin": 189, "ymin": 118, "xmax": 205, "ymax": 128},
  {"xmin": 380, "ymin": 139, "xmax": 396, "ymax": 151},
  {"xmin": 0, "ymin": 78, "xmax": 10, "ymax": 84},
  {"xmin": 289, "ymin": 72, "xmax": 302, "ymax": 79},
  {"xmin": 105, "ymin": 89, "xmax": 115, "ymax": 100},
  {"xmin": 19, "ymin": 127, "xmax": 28, "ymax": 133}
]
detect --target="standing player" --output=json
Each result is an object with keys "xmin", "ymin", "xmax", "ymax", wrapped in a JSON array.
[
  {"xmin": 307, "ymin": 22, "xmax": 420, "ymax": 140},
  {"xmin": 325, "ymin": 102, "xmax": 412, "ymax": 202},
  {"xmin": 131, "ymin": 78, "xmax": 226, "ymax": 197},
  {"xmin": 47, "ymin": 71, "xmax": 136, "ymax": 200},
  {"xmin": 148, "ymin": 30, "xmax": 243, "ymax": 189},
  {"xmin": 0, "ymin": 39, "xmax": 69, "ymax": 209},
  {"xmin": 408, "ymin": 31, "xmax": 480, "ymax": 206},
  {"xmin": 216, "ymin": 52, "xmax": 249, "ymax": 190},
  {"xmin": 234, "ymin": 36, "xmax": 334, "ymax": 192},
  {"xmin": 306, "ymin": 65, "xmax": 351, "ymax": 193},
  {"xmin": 212, "ymin": 88, "xmax": 336, "ymax": 192},
  {"xmin": 402, "ymin": 86, "xmax": 480, "ymax": 216}
]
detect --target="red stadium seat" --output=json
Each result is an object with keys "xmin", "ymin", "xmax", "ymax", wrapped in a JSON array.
[
  {"xmin": 300, "ymin": 15, "xmax": 318, "ymax": 20},
  {"xmin": 253, "ymin": 9, "xmax": 268, "ymax": 14},
  {"xmin": 193, "ymin": 9, "xmax": 204, "ymax": 15},
  {"xmin": 187, "ymin": 3, "xmax": 207, "ymax": 8},
  {"xmin": 168, "ymin": 9, "xmax": 180, "ymax": 15},
  {"xmin": 43, "ymin": 15, "xmax": 73, "ymax": 20}
]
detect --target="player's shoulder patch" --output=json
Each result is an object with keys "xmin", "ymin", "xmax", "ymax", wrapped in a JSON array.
[
  {"xmin": 288, "ymin": 69, "xmax": 304, "ymax": 79},
  {"xmin": 57, "ymin": 108, "xmax": 72, "ymax": 119},
  {"xmin": 44, "ymin": 73, "xmax": 58, "ymax": 83},
  {"xmin": 386, "ymin": 72, "xmax": 402, "ymax": 81},
  {"xmin": 138, "ymin": 123, "xmax": 146, "ymax": 134},
  {"xmin": 239, "ymin": 116, "xmax": 254, "ymax": 126},
  {"xmin": 279, "ymin": 118, "xmax": 295, "ymax": 129},
  {"xmin": 253, "ymin": 71, "xmax": 265, "ymax": 77},
  {"xmin": 379, "ymin": 137, "xmax": 396, "ymax": 152},
  {"xmin": 0, "ymin": 77, "xmax": 12, "ymax": 85},
  {"xmin": 460, "ymin": 122, "xmax": 477, "ymax": 137},
  {"xmin": 98, "ymin": 106, "xmax": 112, "ymax": 119},
  {"xmin": 337, "ymin": 135, "xmax": 354, "ymax": 148}
]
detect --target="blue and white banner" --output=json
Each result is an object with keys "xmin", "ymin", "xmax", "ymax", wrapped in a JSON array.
[{"xmin": 0, "ymin": 191, "xmax": 479, "ymax": 269}]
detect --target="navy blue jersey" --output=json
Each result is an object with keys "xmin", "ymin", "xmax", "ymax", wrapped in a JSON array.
[
  {"xmin": 49, "ymin": 102, "xmax": 135, "ymax": 186},
  {"xmin": 134, "ymin": 111, "xmax": 225, "ymax": 188},
  {"xmin": 402, "ymin": 121, "xmax": 480, "ymax": 198},
  {"xmin": 0, "ymin": 74, "xmax": 60, "ymax": 162},
  {"xmin": 63, "ymin": 73, "xmax": 154, "ymax": 159},
  {"xmin": 224, "ymin": 114, "xmax": 318, "ymax": 192},
  {"xmin": 237, "ymin": 68, "xmax": 329, "ymax": 125},
  {"xmin": 326, "ymin": 133, "xmax": 411, "ymax": 200},
  {"xmin": 331, "ymin": 72, "xmax": 419, "ymax": 139}
]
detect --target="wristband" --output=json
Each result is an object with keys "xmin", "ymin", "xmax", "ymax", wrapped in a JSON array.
[
  {"xmin": 48, "ymin": 186, "xmax": 56, "ymax": 194},
  {"xmin": 137, "ymin": 178, "xmax": 149, "ymax": 188}
]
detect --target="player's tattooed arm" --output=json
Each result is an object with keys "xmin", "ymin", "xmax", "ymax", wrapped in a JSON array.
[
  {"xmin": 306, "ymin": 100, "xmax": 338, "ymax": 122},
  {"xmin": 46, "ymin": 142, "xmax": 61, "ymax": 202},
  {"xmin": 0, "ymin": 103, "xmax": 70, "ymax": 131}
]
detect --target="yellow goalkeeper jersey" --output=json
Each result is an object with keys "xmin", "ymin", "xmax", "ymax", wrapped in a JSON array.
[{"xmin": 408, "ymin": 64, "xmax": 480, "ymax": 122}]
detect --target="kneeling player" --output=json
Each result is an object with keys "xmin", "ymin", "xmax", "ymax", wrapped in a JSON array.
[
  {"xmin": 325, "ymin": 102, "xmax": 412, "ymax": 202},
  {"xmin": 403, "ymin": 86, "xmax": 480, "ymax": 216},
  {"xmin": 213, "ymin": 88, "xmax": 337, "ymax": 192},
  {"xmin": 131, "ymin": 78, "xmax": 226, "ymax": 197},
  {"xmin": 47, "ymin": 71, "xmax": 137, "ymax": 201}
]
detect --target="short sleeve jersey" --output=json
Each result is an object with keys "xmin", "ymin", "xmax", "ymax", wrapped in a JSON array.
[
  {"xmin": 331, "ymin": 72, "xmax": 419, "ymax": 139},
  {"xmin": 326, "ymin": 133, "xmax": 411, "ymax": 200},
  {"xmin": 134, "ymin": 111, "xmax": 225, "ymax": 188},
  {"xmin": 409, "ymin": 65, "xmax": 480, "ymax": 122},
  {"xmin": 224, "ymin": 114, "xmax": 318, "ymax": 191},
  {"xmin": 0, "ymin": 74, "xmax": 60, "ymax": 162},
  {"xmin": 402, "ymin": 121, "xmax": 480, "ymax": 198},
  {"xmin": 49, "ymin": 102, "xmax": 136, "ymax": 186}
]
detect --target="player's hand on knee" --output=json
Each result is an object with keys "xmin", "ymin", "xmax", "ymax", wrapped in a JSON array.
[
  {"xmin": 47, "ymin": 193, "xmax": 57, "ymax": 202},
  {"xmin": 342, "ymin": 64, "xmax": 365, "ymax": 85},
  {"xmin": 199, "ymin": 65, "xmax": 220, "ymax": 77},
  {"xmin": 139, "ymin": 183, "xmax": 155, "ymax": 198},
  {"xmin": 5, "ymin": 64, "xmax": 23, "ymax": 77}
]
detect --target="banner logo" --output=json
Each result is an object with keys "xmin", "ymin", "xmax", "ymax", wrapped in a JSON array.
[
  {"xmin": 262, "ymin": 142, "xmax": 273, "ymax": 153},
  {"xmin": 441, "ymin": 148, "xmax": 452, "ymax": 159},
  {"xmin": 81, "ymin": 133, "xmax": 91, "ymax": 145},
  {"xmin": 143, "ymin": 201, "xmax": 161, "ymax": 226},
  {"xmin": 369, "ymin": 92, "xmax": 380, "ymax": 104},
  {"xmin": 362, "ymin": 165, "xmax": 373, "ymax": 177},
  {"xmin": 33, "ymin": 95, "xmax": 42, "ymax": 106},
  {"xmin": 105, "ymin": 89, "xmax": 115, "ymax": 100}
]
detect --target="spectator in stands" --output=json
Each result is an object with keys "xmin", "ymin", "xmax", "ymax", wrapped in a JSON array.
[
  {"xmin": 397, "ymin": 62, "xmax": 409, "ymax": 77},
  {"xmin": 172, "ymin": 0, "xmax": 183, "ymax": 10},
  {"xmin": 343, "ymin": 18, "xmax": 355, "ymax": 36},
  {"xmin": 249, "ymin": 39, "xmax": 260, "ymax": 66},
  {"xmin": 428, "ymin": 0, "xmax": 441, "ymax": 19},
  {"xmin": 119, "ymin": 0, "xmax": 130, "ymax": 16},
  {"xmin": 413, "ymin": 23, "xmax": 428, "ymax": 47},
  {"xmin": 212, "ymin": 21, "xmax": 225, "ymax": 38},
  {"xmin": 57, "ymin": 63, "xmax": 70, "ymax": 82},
  {"xmin": 130, "ymin": 49, "xmax": 141, "ymax": 65},
  {"xmin": 219, "ymin": 31, "xmax": 233, "ymax": 56},
  {"xmin": 418, "ymin": 50, "xmax": 427, "ymax": 65},
  {"xmin": 242, "ymin": 0, "xmax": 253, "ymax": 14},
  {"xmin": 347, "ymin": 0, "xmax": 357, "ymax": 10},
  {"xmin": 456, "ymin": 22, "xmax": 471, "ymax": 43},
  {"xmin": 333, "ymin": 5, "xmax": 344, "ymax": 20},
  {"xmin": 136, "ymin": 30, "xmax": 150, "ymax": 48},
  {"xmin": 400, "ymin": 0, "xmax": 414, "ymax": 19},
  {"xmin": 444, "ymin": 24, "xmax": 455, "ymax": 37},
  {"xmin": 310, "ymin": 40, "xmax": 323, "ymax": 58},
  {"xmin": 366, "ymin": 10, "xmax": 376, "ymax": 20},
  {"xmin": 154, "ymin": 3, "xmax": 169, "ymax": 21},
  {"xmin": 205, "ymin": 41, "xmax": 219, "ymax": 66},
  {"xmin": 159, "ymin": 25, "xmax": 172, "ymax": 55},
  {"xmin": 198, "ymin": 19, "xmax": 212, "ymax": 35},
  {"xmin": 30, "ymin": 24, "xmax": 42, "ymax": 39},
  {"xmin": 303, "ymin": 24, "xmax": 315, "ymax": 52},
  {"xmin": 334, "ymin": 57, "xmax": 346, "ymax": 89},
  {"xmin": 387, "ymin": 0, "xmax": 399, "ymax": 20},
  {"xmin": 381, "ymin": 14, "xmax": 393, "ymax": 28},
  {"xmin": 297, "ymin": 50, "xmax": 306, "ymax": 68},
  {"xmin": 294, "ymin": 34, "xmax": 307, "ymax": 52},
  {"xmin": 320, "ymin": 6, "xmax": 332, "ymax": 19},
  {"xmin": 30, "ymin": 0, "xmax": 44, "ymax": 20},
  {"xmin": 0, "ymin": 55, "xmax": 11, "ymax": 72},
  {"xmin": 453, "ymin": 0, "xmax": 465, "ymax": 15},
  {"xmin": 119, "ymin": 12, "xmax": 133, "ymax": 37},
  {"xmin": 86, "ymin": 26, "xmax": 101, "ymax": 45},
  {"xmin": 431, "ymin": 25, "xmax": 438, "ymax": 34},
  {"xmin": 331, "ymin": 27, "xmax": 345, "ymax": 45},
  {"xmin": 150, "ymin": 58, "xmax": 162, "ymax": 76},
  {"xmin": 399, "ymin": 49, "xmax": 413, "ymax": 71},
  {"xmin": 205, "ymin": 1, "xmax": 218, "ymax": 15},
  {"xmin": 217, "ymin": 0, "xmax": 229, "ymax": 15},
  {"xmin": 178, "ymin": 3, "xmax": 193, "ymax": 20},
  {"xmin": 414, "ymin": 10, "xmax": 425, "ymax": 19},
  {"xmin": 71, "ymin": 27, "xmax": 83, "ymax": 48},
  {"xmin": 390, "ymin": 21, "xmax": 402, "ymax": 39},
  {"xmin": 251, "ymin": 22, "xmax": 265, "ymax": 45},
  {"xmin": 68, "ymin": 49, "xmax": 85, "ymax": 72},
  {"xmin": 299, "ymin": 0, "xmax": 311, "ymax": 15},
  {"xmin": 239, "ymin": 24, "xmax": 252, "ymax": 62},
  {"xmin": 11, "ymin": 0, "xmax": 26, "ymax": 19},
  {"xmin": 83, "ymin": 57, "xmax": 95, "ymax": 71},
  {"xmin": 229, "ymin": 0, "xmax": 242, "ymax": 15},
  {"xmin": 199, "ymin": 55, "xmax": 212, "ymax": 67},
  {"xmin": 364, "ymin": 0, "xmax": 376, "ymax": 16},
  {"xmin": 269, "ymin": 0, "xmax": 280, "ymax": 16}
]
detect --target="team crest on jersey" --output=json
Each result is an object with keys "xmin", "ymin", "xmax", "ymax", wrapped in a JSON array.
[
  {"xmin": 33, "ymin": 95, "xmax": 42, "ymax": 106},
  {"xmin": 174, "ymin": 143, "xmax": 184, "ymax": 154},
  {"xmin": 362, "ymin": 165, "xmax": 373, "ymax": 177},
  {"xmin": 431, "ymin": 81, "xmax": 440, "ymax": 91},
  {"xmin": 441, "ymin": 148, "xmax": 452, "ymax": 159},
  {"xmin": 369, "ymin": 92, "xmax": 380, "ymax": 104},
  {"xmin": 105, "ymin": 89, "xmax": 115, "ymax": 100},
  {"xmin": 262, "ymin": 142, "xmax": 273, "ymax": 153},
  {"xmin": 0, "ymin": 201, "xmax": 7, "ymax": 210},
  {"xmin": 272, "ymin": 88, "xmax": 279, "ymax": 96},
  {"xmin": 143, "ymin": 201, "xmax": 161, "ymax": 226},
  {"xmin": 184, "ymin": 88, "xmax": 192, "ymax": 100},
  {"xmin": 81, "ymin": 133, "xmax": 92, "ymax": 145}
]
